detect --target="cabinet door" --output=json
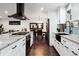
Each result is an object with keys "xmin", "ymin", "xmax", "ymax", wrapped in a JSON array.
[
  {"xmin": 12, "ymin": 37, "xmax": 26, "ymax": 56},
  {"xmin": 0, "ymin": 37, "xmax": 26, "ymax": 56},
  {"xmin": 0, "ymin": 45, "xmax": 13, "ymax": 56},
  {"xmin": 6, "ymin": 45, "xmax": 18, "ymax": 56},
  {"xmin": 11, "ymin": 45, "xmax": 25, "ymax": 56},
  {"xmin": 66, "ymin": 40, "xmax": 79, "ymax": 55},
  {"xmin": 6, "ymin": 41, "xmax": 19, "ymax": 56},
  {"xmin": 61, "ymin": 37, "xmax": 79, "ymax": 56},
  {"xmin": 61, "ymin": 37, "xmax": 70, "ymax": 47},
  {"xmin": 18, "ymin": 37, "xmax": 25, "ymax": 56},
  {"xmin": 59, "ymin": 42, "xmax": 75, "ymax": 56},
  {"xmin": 54, "ymin": 39, "xmax": 75, "ymax": 56}
]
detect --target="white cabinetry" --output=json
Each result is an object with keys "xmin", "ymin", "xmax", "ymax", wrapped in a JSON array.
[
  {"xmin": 59, "ymin": 7, "xmax": 66, "ymax": 24},
  {"xmin": 0, "ymin": 37, "xmax": 26, "ymax": 56},
  {"xmin": 53, "ymin": 39, "xmax": 74, "ymax": 56},
  {"xmin": 51, "ymin": 33, "xmax": 79, "ymax": 56},
  {"xmin": 0, "ymin": 45, "xmax": 13, "ymax": 56},
  {"xmin": 11, "ymin": 37, "xmax": 26, "ymax": 56},
  {"xmin": 66, "ymin": 3, "xmax": 71, "ymax": 12},
  {"xmin": 61, "ymin": 37, "xmax": 79, "ymax": 56}
]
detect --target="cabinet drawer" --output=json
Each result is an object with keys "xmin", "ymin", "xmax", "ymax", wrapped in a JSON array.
[
  {"xmin": 61, "ymin": 37, "xmax": 67, "ymax": 44},
  {"xmin": 0, "ymin": 37, "xmax": 26, "ymax": 56},
  {"xmin": 54, "ymin": 39, "xmax": 75, "ymax": 56},
  {"xmin": 61, "ymin": 37, "xmax": 70, "ymax": 47},
  {"xmin": 61, "ymin": 37, "xmax": 79, "ymax": 55},
  {"xmin": 66, "ymin": 40, "xmax": 79, "ymax": 55},
  {"xmin": 1, "ymin": 40, "xmax": 18, "ymax": 56},
  {"xmin": 0, "ymin": 45, "xmax": 13, "ymax": 56}
]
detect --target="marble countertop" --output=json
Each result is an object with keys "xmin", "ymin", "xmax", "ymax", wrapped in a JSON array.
[
  {"xmin": 54, "ymin": 32, "xmax": 69, "ymax": 34},
  {"xmin": 0, "ymin": 33, "xmax": 27, "ymax": 51},
  {"xmin": 61, "ymin": 34, "xmax": 79, "ymax": 44}
]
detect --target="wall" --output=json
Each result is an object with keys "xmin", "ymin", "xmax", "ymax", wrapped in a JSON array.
[
  {"xmin": 59, "ymin": 7, "xmax": 66, "ymax": 24},
  {"xmin": 0, "ymin": 18, "xmax": 9, "ymax": 31},
  {"xmin": 0, "ymin": 17, "xmax": 47, "ymax": 32},
  {"xmin": 48, "ymin": 7, "xmax": 67, "ymax": 46},
  {"xmin": 48, "ymin": 11, "xmax": 59, "ymax": 46},
  {"xmin": 0, "ymin": 3, "xmax": 47, "ymax": 32}
]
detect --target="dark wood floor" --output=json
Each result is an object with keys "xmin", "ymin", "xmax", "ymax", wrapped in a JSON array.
[{"xmin": 27, "ymin": 35, "xmax": 60, "ymax": 56}]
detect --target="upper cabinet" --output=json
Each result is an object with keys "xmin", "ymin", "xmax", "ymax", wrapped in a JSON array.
[
  {"xmin": 66, "ymin": 3, "xmax": 71, "ymax": 12},
  {"xmin": 59, "ymin": 7, "xmax": 66, "ymax": 24},
  {"xmin": 66, "ymin": 3, "xmax": 79, "ymax": 21},
  {"xmin": 66, "ymin": 3, "xmax": 72, "ymax": 21},
  {"xmin": 58, "ymin": 3, "xmax": 72, "ymax": 24},
  {"xmin": 66, "ymin": 3, "xmax": 79, "ymax": 20}
]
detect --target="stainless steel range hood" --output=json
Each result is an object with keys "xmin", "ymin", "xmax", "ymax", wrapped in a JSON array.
[{"xmin": 8, "ymin": 3, "xmax": 29, "ymax": 20}]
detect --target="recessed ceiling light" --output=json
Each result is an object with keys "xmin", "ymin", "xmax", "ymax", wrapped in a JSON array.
[
  {"xmin": 5, "ymin": 11, "xmax": 8, "ymax": 14},
  {"xmin": 41, "ymin": 8, "xmax": 44, "ymax": 11}
]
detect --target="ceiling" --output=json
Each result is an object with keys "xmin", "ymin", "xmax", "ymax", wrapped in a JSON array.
[
  {"xmin": 0, "ymin": 3, "xmax": 67, "ymax": 18},
  {"xmin": 25, "ymin": 3, "xmax": 67, "ymax": 12}
]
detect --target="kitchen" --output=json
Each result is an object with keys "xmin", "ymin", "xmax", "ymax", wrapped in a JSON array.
[{"xmin": 0, "ymin": 3, "xmax": 79, "ymax": 56}]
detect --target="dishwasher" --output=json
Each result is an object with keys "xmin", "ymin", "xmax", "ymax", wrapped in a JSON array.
[{"xmin": 55, "ymin": 32, "xmax": 69, "ymax": 42}]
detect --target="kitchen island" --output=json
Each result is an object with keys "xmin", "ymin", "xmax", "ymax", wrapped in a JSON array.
[{"xmin": 0, "ymin": 32, "xmax": 33, "ymax": 56}]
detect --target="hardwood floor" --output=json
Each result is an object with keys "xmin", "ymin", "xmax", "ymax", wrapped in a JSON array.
[
  {"xmin": 49, "ymin": 46, "xmax": 60, "ymax": 56},
  {"xmin": 27, "ymin": 35, "xmax": 60, "ymax": 56}
]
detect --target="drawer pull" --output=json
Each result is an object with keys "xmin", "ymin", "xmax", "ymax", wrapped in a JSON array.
[
  {"xmin": 61, "ymin": 43, "xmax": 63, "ymax": 45},
  {"xmin": 72, "ymin": 51, "xmax": 78, "ymax": 55},
  {"xmin": 57, "ymin": 42, "xmax": 59, "ymax": 44},
  {"xmin": 65, "ymin": 46, "xmax": 68, "ymax": 49},
  {"xmin": 55, "ymin": 40, "xmax": 56, "ymax": 41},
  {"xmin": 63, "ymin": 40, "xmax": 66, "ymax": 43},
  {"xmin": 12, "ymin": 45, "xmax": 17, "ymax": 49},
  {"xmin": 23, "ymin": 43, "xmax": 25, "ymax": 46},
  {"xmin": 23, "ymin": 40, "xmax": 25, "ymax": 41}
]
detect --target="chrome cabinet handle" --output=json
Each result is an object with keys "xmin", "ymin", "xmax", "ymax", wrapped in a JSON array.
[
  {"xmin": 65, "ymin": 46, "xmax": 68, "ymax": 49},
  {"xmin": 63, "ymin": 40, "xmax": 66, "ymax": 43},
  {"xmin": 72, "ymin": 51, "xmax": 78, "ymax": 55},
  {"xmin": 57, "ymin": 42, "xmax": 59, "ymax": 44},
  {"xmin": 23, "ymin": 39, "xmax": 25, "ymax": 41},
  {"xmin": 61, "ymin": 43, "xmax": 63, "ymax": 45},
  {"xmin": 23, "ymin": 43, "xmax": 25, "ymax": 46},
  {"xmin": 12, "ymin": 45, "xmax": 17, "ymax": 49}
]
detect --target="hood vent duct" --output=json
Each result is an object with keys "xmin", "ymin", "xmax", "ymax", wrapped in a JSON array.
[{"xmin": 8, "ymin": 3, "xmax": 29, "ymax": 20}]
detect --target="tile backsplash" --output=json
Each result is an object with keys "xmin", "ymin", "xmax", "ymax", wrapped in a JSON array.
[{"xmin": 72, "ymin": 27, "xmax": 79, "ymax": 35}]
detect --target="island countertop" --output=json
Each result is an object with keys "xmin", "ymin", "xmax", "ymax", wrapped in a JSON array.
[
  {"xmin": 0, "ymin": 33, "xmax": 28, "ymax": 51},
  {"xmin": 61, "ymin": 34, "xmax": 79, "ymax": 44}
]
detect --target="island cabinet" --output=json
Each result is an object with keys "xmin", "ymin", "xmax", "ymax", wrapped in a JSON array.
[
  {"xmin": 61, "ymin": 36, "xmax": 79, "ymax": 56},
  {"xmin": 0, "ymin": 37, "xmax": 26, "ymax": 56}
]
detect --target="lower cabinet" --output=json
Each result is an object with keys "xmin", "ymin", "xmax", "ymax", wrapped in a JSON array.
[
  {"xmin": 53, "ymin": 39, "xmax": 75, "ymax": 56},
  {"xmin": 10, "ymin": 39, "xmax": 25, "ymax": 56},
  {"xmin": 0, "ymin": 37, "xmax": 26, "ymax": 56},
  {"xmin": 61, "ymin": 37, "xmax": 79, "ymax": 56},
  {"xmin": 0, "ymin": 45, "xmax": 13, "ymax": 56}
]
